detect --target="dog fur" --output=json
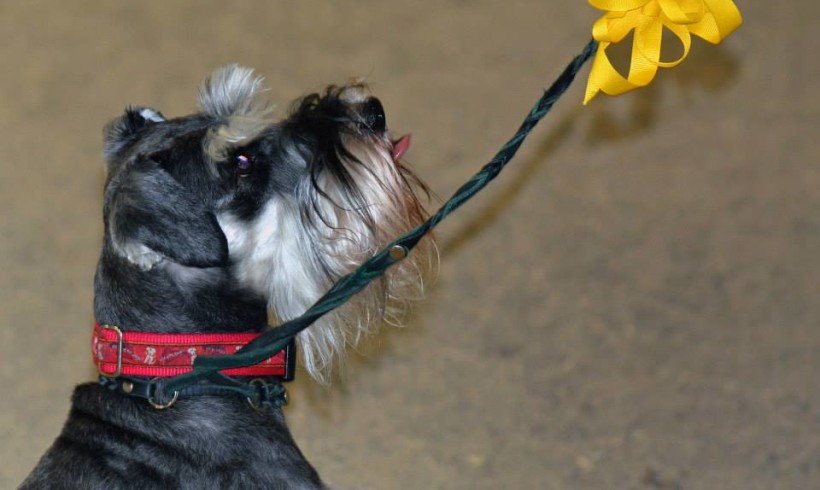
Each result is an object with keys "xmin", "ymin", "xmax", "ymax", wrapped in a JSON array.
[{"xmin": 21, "ymin": 65, "xmax": 434, "ymax": 489}]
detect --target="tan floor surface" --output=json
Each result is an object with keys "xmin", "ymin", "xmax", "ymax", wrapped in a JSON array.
[{"xmin": 2, "ymin": 2, "xmax": 818, "ymax": 489}]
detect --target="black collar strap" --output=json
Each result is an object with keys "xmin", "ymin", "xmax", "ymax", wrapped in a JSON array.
[{"xmin": 99, "ymin": 374, "xmax": 288, "ymax": 410}]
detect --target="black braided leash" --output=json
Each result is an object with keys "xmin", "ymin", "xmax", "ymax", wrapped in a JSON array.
[{"xmin": 147, "ymin": 39, "xmax": 599, "ymax": 402}]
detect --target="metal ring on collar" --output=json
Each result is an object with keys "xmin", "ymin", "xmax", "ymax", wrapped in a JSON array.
[
  {"xmin": 148, "ymin": 379, "xmax": 179, "ymax": 409},
  {"xmin": 246, "ymin": 378, "xmax": 269, "ymax": 411},
  {"xmin": 246, "ymin": 378, "xmax": 288, "ymax": 410}
]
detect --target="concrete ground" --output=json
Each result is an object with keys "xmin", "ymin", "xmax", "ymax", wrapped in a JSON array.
[{"xmin": 2, "ymin": 2, "xmax": 818, "ymax": 489}]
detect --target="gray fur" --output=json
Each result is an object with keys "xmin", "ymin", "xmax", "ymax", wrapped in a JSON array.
[
  {"xmin": 199, "ymin": 65, "xmax": 275, "ymax": 162},
  {"xmin": 22, "ymin": 66, "xmax": 434, "ymax": 488}
]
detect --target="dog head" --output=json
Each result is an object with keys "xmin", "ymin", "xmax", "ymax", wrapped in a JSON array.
[{"xmin": 101, "ymin": 66, "xmax": 435, "ymax": 382}]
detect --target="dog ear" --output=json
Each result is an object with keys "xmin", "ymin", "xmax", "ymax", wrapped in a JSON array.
[
  {"xmin": 103, "ymin": 106, "xmax": 166, "ymax": 164},
  {"xmin": 107, "ymin": 158, "xmax": 229, "ymax": 269}
]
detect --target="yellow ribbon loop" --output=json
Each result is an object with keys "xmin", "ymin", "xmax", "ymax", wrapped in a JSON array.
[{"xmin": 583, "ymin": 0, "xmax": 742, "ymax": 104}]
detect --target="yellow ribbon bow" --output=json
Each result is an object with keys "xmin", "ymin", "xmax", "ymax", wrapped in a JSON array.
[{"xmin": 584, "ymin": 0, "xmax": 742, "ymax": 104}]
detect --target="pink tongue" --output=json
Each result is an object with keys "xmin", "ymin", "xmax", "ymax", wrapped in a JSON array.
[{"xmin": 392, "ymin": 134, "xmax": 412, "ymax": 161}]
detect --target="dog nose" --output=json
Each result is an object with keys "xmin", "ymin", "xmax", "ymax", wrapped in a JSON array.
[{"xmin": 361, "ymin": 97, "xmax": 386, "ymax": 133}]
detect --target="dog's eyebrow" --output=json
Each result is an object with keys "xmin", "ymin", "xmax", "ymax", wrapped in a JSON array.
[
  {"xmin": 198, "ymin": 64, "xmax": 271, "ymax": 119},
  {"xmin": 199, "ymin": 64, "xmax": 275, "ymax": 162}
]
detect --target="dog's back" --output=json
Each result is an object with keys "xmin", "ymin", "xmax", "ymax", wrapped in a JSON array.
[{"xmin": 22, "ymin": 385, "xmax": 323, "ymax": 489}]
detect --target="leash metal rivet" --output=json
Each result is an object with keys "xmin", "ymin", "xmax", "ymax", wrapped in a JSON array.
[
  {"xmin": 389, "ymin": 245, "xmax": 408, "ymax": 261},
  {"xmin": 121, "ymin": 380, "xmax": 134, "ymax": 394}
]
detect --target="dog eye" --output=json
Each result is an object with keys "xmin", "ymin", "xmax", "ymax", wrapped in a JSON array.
[{"xmin": 235, "ymin": 155, "xmax": 254, "ymax": 177}]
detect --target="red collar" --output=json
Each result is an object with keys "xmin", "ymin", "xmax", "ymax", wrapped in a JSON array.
[{"xmin": 92, "ymin": 322, "xmax": 294, "ymax": 379}]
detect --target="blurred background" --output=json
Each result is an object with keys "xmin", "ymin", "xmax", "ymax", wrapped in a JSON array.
[{"xmin": 1, "ymin": 2, "xmax": 818, "ymax": 488}]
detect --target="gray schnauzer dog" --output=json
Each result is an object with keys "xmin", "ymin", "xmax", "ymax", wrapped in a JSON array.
[{"xmin": 22, "ymin": 66, "xmax": 434, "ymax": 489}]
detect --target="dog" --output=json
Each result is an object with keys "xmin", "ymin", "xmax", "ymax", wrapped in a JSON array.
[{"xmin": 21, "ymin": 65, "xmax": 435, "ymax": 489}]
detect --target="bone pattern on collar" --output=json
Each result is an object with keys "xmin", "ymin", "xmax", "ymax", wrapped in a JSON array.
[{"xmin": 92, "ymin": 322, "xmax": 294, "ymax": 379}]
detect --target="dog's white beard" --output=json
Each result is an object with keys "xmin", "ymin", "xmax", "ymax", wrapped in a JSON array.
[{"xmin": 221, "ymin": 139, "xmax": 434, "ymax": 383}]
